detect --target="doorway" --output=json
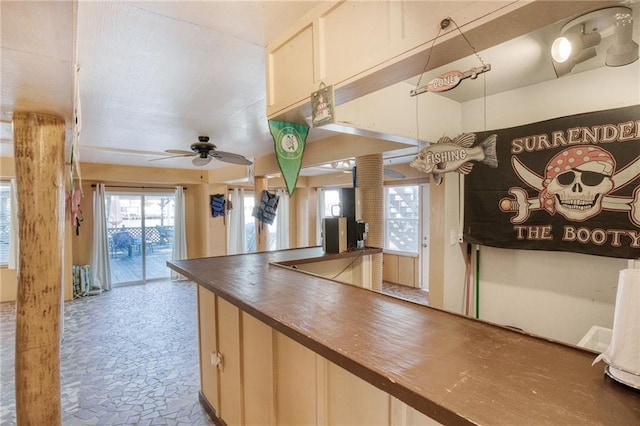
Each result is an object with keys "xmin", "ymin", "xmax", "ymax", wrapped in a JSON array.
[
  {"xmin": 106, "ymin": 192, "xmax": 175, "ymax": 285},
  {"xmin": 420, "ymin": 184, "xmax": 430, "ymax": 292}
]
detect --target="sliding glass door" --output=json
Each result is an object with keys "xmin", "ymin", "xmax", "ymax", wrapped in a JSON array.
[
  {"xmin": 106, "ymin": 192, "xmax": 175, "ymax": 285},
  {"xmin": 144, "ymin": 194, "xmax": 175, "ymax": 280}
]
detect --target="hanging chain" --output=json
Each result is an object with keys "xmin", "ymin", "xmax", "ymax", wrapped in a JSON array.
[
  {"xmin": 447, "ymin": 17, "xmax": 486, "ymax": 67},
  {"xmin": 414, "ymin": 25, "xmax": 443, "ymax": 90},
  {"xmin": 414, "ymin": 16, "xmax": 489, "ymax": 139},
  {"xmin": 414, "ymin": 16, "xmax": 485, "ymax": 90}
]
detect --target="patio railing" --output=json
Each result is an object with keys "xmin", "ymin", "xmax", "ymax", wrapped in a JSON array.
[{"xmin": 108, "ymin": 225, "xmax": 174, "ymax": 257}]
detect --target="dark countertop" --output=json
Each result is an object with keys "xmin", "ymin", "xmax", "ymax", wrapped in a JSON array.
[{"xmin": 169, "ymin": 247, "xmax": 640, "ymax": 425}]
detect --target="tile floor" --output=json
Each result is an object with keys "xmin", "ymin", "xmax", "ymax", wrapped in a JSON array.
[
  {"xmin": 381, "ymin": 282, "xmax": 429, "ymax": 306},
  {"xmin": 0, "ymin": 280, "xmax": 214, "ymax": 426}
]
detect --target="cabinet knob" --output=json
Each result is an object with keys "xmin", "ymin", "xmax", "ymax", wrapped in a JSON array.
[{"xmin": 211, "ymin": 351, "xmax": 224, "ymax": 372}]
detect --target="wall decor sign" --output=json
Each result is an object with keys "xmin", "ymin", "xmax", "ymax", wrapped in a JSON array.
[
  {"xmin": 410, "ymin": 64, "xmax": 491, "ymax": 96},
  {"xmin": 410, "ymin": 132, "xmax": 498, "ymax": 184},
  {"xmin": 464, "ymin": 105, "xmax": 640, "ymax": 259},
  {"xmin": 311, "ymin": 82, "xmax": 334, "ymax": 127},
  {"xmin": 268, "ymin": 120, "xmax": 309, "ymax": 196}
]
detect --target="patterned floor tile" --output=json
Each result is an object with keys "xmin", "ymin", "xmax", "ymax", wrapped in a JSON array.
[{"xmin": 0, "ymin": 280, "xmax": 213, "ymax": 425}]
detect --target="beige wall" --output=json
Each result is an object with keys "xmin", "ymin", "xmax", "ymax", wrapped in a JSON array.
[{"xmin": 0, "ymin": 268, "xmax": 18, "ymax": 302}]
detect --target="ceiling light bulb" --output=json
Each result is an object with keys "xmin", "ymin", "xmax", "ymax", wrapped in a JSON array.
[{"xmin": 551, "ymin": 36, "xmax": 572, "ymax": 63}]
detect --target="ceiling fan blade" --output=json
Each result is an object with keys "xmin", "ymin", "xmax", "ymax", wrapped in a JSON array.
[
  {"xmin": 193, "ymin": 156, "xmax": 212, "ymax": 167},
  {"xmin": 165, "ymin": 149, "xmax": 195, "ymax": 155},
  {"xmin": 149, "ymin": 153, "xmax": 194, "ymax": 162},
  {"xmin": 384, "ymin": 168, "xmax": 405, "ymax": 179},
  {"xmin": 211, "ymin": 151, "xmax": 253, "ymax": 165}
]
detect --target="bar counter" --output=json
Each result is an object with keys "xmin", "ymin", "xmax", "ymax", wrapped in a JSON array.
[{"xmin": 169, "ymin": 247, "xmax": 640, "ymax": 425}]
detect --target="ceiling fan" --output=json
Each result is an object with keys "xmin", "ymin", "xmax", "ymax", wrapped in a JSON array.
[{"xmin": 150, "ymin": 136, "xmax": 253, "ymax": 166}]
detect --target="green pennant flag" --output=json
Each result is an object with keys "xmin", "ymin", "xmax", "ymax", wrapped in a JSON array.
[{"xmin": 269, "ymin": 120, "xmax": 309, "ymax": 196}]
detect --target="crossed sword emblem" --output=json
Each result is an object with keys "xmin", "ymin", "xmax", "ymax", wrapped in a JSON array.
[{"xmin": 499, "ymin": 156, "xmax": 640, "ymax": 227}]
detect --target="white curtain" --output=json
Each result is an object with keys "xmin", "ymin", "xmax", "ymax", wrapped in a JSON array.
[
  {"xmin": 171, "ymin": 186, "xmax": 188, "ymax": 280},
  {"xmin": 316, "ymin": 189, "xmax": 324, "ymax": 246},
  {"xmin": 275, "ymin": 189, "xmax": 289, "ymax": 250},
  {"xmin": 8, "ymin": 178, "xmax": 19, "ymax": 269},
  {"xmin": 227, "ymin": 188, "xmax": 246, "ymax": 254},
  {"xmin": 91, "ymin": 184, "xmax": 111, "ymax": 291}
]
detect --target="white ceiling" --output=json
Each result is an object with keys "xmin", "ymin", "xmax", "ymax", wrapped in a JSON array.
[
  {"xmin": 1, "ymin": 1, "xmax": 638, "ymax": 174},
  {"xmin": 1, "ymin": 0, "xmax": 327, "ymax": 170}
]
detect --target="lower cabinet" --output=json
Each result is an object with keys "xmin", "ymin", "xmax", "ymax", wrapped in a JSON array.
[
  {"xmin": 197, "ymin": 285, "xmax": 218, "ymax": 409},
  {"xmin": 197, "ymin": 284, "xmax": 440, "ymax": 425}
]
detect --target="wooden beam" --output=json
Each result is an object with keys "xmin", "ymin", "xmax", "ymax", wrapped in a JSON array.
[{"xmin": 13, "ymin": 112, "xmax": 66, "ymax": 425}]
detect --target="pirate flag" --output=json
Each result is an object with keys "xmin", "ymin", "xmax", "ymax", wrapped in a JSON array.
[{"xmin": 464, "ymin": 105, "xmax": 640, "ymax": 259}]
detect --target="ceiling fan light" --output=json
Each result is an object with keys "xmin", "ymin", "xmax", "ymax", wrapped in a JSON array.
[{"xmin": 192, "ymin": 156, "xmax": 212, "ymax": 167}]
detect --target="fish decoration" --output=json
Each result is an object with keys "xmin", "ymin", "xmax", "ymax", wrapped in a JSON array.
[{"xmin": 410, "ymin": 133, "xmax": 498, "ymax": 184}]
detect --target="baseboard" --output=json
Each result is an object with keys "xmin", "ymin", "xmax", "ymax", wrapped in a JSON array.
[{"xmin": 199, "ymin": 391, "xmax": 225, "ymax": 426}]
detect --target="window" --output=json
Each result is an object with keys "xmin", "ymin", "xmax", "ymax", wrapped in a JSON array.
[
  {"xmin": 385, "ymin": 185, "xmax": 419, "ymax": 253},
  {"xmin": 244, "ymin": 193, "xmax": 256, "ymax": 253},
  {"xmin": 320, "ymin": 188, "xmax": 341, "ymax": 218},
  {"xmin": 229, "ymin": 190, "xmax": 280, "ymax": 252},
  {"xmin": 0, "ymin": 182, "xmax": 10, "ymax": 265},
  {"xmin": 317, "ymin": 188, "xmax": 342, "ymax": 245}
]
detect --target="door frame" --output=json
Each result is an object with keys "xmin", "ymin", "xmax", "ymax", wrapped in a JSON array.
[{"xmin": 419, "ymin": 184, "xmax": 430, "ymax": 292}]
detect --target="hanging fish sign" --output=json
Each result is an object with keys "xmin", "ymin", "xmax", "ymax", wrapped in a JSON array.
[
  {"xmin": 410, "ymin": 64, "xmax": 491, "ymax": 96},
  {"xmin": 410, "ymin": 133, "xmax": 498, "ymax": 185}
]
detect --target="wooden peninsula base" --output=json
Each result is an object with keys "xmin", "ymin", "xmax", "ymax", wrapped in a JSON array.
[{"xmin": 168, "ymin": 247, "xmax": 640, "ymax": 425}]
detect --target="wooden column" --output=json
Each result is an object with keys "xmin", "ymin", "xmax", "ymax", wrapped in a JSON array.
[
  {"xmin": 13, "ymin": 112, "xmax": 66, "ymax": 425},
  {"xmin": 254, "ymin": 176, "xmax": 268, "ymax": 251},
  {"xmin": 293, "ymin": 187, "xmax": 315, "ymax": 248},
  {"xmin": 355, "ymin": 154, "xmax": 383, "ymax": 291}
]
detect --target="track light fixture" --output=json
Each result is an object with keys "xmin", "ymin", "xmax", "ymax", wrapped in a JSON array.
[
  {"xmin": 551, "ymin": 6, "xmax": 638, "ymax": 77},
  {"xmin": 607, "ymin": 10, "xmax": 639, "ymax": 66}
]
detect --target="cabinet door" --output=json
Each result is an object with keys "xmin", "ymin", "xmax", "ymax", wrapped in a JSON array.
[
  {"xmin": 242, "ymin": 312, "xmax": 274, "ymax": 426},
  {"xmin": 217, "ymin": 298, "xmax": 243, "ymax": 425},
  {"xmin": 275, "ymin": 333, "xmax": 317, "ymax": 425},
  {"xmin": 197, "ymin": 285, "xmax": 219, "ymax": 408}
]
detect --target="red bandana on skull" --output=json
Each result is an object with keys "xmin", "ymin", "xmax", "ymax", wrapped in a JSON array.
[{"xmin": 539, "ymin": 146, "xmax": 616, "ymax": 214}]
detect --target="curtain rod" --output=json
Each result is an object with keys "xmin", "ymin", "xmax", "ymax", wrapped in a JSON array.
[{"xmin": 91, "ymin": 184, "xmax": 185, "ymax": 190}]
